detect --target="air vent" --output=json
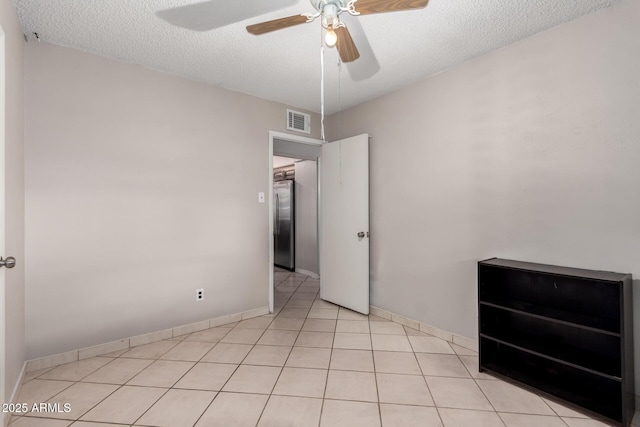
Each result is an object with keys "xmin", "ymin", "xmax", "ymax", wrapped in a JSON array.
[{"xmin": 287, "ymin": 109, "xmax": 310, "ymax": 134}]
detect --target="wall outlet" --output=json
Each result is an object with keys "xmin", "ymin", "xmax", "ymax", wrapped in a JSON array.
[{"xmin": 196, "ymin": 288, "xmax": 204, "ymax": 301}]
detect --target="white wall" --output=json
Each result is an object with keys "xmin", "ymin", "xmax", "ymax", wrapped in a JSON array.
[
  {"xmin": 0, "ymin": 0, "xmax": 25, "ymax": 404},
  {"xmin": 294, "ymin": 160, "xmax": 318, "ymax": 276},
  {"xmin": 328, "ymin": 0, "xmax": 640, "ymax": 385},
  {"xmin": 24, "ymin": 42, "xmax": 320, "ymax": 359}
]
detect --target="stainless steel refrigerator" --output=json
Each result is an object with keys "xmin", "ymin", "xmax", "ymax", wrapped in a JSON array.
[{"xmin": 274, "ymin": 179, "xmax": 295, "ymax": 270}]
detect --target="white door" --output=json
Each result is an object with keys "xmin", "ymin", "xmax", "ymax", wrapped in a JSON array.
[
  {"xmin": 320, "ymin": 134, "xmax": 369, "ymax": 314},
  {"xmin": 0, "ymin": 25, "xmax": 6, "ymax": 408}
]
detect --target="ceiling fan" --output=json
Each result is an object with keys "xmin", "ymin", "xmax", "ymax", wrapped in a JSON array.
[
  {"xmin": 157, "ymin": 0, "xmax": 428, "ymax": 80},
  {"xmin": 246, "ymin": 0, "xmax": 430, "ymax": 63}
]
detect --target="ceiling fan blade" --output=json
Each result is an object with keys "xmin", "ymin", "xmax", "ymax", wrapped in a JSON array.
[
  {"xmin": 247, "ymin": 15, "xmax": 309, "ymax": 35},
  {"xmin": 353, "ymin": 0, "xmax": 429, "ymax": 15},
  {"xmin": 335, "ymin": 25, "xmax": 360, "ymax": 63},
  {"xmin": 157, "ymin": 0, "xmax": 298, "ymax": 32},
  {"xmin": 340, "ymin": 14, "xmax": 380, "ymax": 80}
]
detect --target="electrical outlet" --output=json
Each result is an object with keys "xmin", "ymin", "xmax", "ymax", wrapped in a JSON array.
[{"xmin": 196, "ymin": 288, "xmax": 204, "ymax": 301}]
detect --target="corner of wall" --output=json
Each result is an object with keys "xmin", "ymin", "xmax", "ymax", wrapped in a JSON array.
[{"xmin": 1, "ymin": 0, "xmax": 27, "ymax": 407}]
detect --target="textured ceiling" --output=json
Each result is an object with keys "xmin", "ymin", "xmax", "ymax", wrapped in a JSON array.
[{"xmin": 14, "ymin": 0, "xmax": 620, "ymax": 114}]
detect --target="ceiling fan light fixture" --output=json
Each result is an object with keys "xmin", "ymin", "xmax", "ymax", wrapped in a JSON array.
[
  {"xmin": 325, "ymin": 26, "xmax": 338, "ymax": 47},
  {"xmin": 321, "ymin": 3, "xmax": 339, "ymax": 28}
]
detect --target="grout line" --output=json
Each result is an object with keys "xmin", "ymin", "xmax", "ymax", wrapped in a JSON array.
[
  {"xmin": 30, "ymin": 364, "xmax": 510, "ymax": 381},
  {"xmin": 407, "ymin": 326, "xmax": 447, "ymax": 427},
  {"xmin": 181, "ymin": 322, "xmax": 257, "ymax": 427},
  {"xmin": 454, "ymin": 354, "xmax": 507, "ymax": 426},
  {"xmin": 371, "ymin": 329, "xmax": 383, "ymax": 426},
  {"xmin": 69, "ymin": 382, "xmax": 125, "ymax": 423},
  {"xmin": 128, "ymin": 384, "xmax": 172, "ymax": 426},
  {"xmin": 254, "ymin": 275, "xmax": 302, "ymax": 427},
  {"xmin": 318, "ymin": 294, "xmax": 338, "ymax": 427},
  {"xmin": 469, "ymin": 358, "xmax": 502, "ymax": 419},
  {"xmin": 558, "ymin": 416, "xmax": 572, "ymax": 427}
]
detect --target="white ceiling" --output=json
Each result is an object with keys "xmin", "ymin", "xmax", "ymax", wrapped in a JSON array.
[
  {"xmin": 273, "ymin": 156, "xmax": 300, "ymax": 168},
  {"xmin": 14, "ymin": 0, "xmax": 619, "ymax": 114}
]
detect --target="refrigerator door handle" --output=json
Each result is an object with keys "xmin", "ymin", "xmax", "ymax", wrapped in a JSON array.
[{"xmin": 275, "ymin": 193, "xmax": 280, "ymax": 235}]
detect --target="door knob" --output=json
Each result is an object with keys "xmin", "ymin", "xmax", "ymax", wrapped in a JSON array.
[
  {"xmin": 357, "ymin": 232, "xmax": 365, "ymax": 238},
  {"xmin": 0, "ymin": 256, "xmax": 16, "ymax": 269}
]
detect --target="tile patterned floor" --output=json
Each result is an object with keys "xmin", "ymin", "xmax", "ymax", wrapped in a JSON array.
[{"xmin": 9, "ymin": 269, "xmax": 620, "ymax": 426}]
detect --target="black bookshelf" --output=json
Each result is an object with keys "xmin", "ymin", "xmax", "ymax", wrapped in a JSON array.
[{"xmin": 478, "ymin": 258, "xmax": 634, "ymax": 426}]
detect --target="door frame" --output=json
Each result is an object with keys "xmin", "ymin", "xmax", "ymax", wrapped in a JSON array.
[
  {"xmin": 0, "ymin": 22, "xmax": 6, "ymax": 409},
  {"xmin": 268, "ymin": 131, "xmax": 322, "ymax": 313}
]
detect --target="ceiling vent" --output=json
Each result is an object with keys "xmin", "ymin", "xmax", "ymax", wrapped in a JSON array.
[{"xmin": 287, "ymin": 109, "xmax": 310, "ymax": 134}]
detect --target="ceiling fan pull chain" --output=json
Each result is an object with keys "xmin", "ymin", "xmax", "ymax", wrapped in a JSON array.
[
  {"xmin": 320, "ymin": 28, "xmax": 326, "ymax": 143},
  {"xmin": 338, "ymin": 58, "xmax": 342, "ymax": 140}
]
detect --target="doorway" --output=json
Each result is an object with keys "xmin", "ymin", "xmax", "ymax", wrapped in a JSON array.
[
  {"xmin": 268, "ymin": 131, "xmax": 322, "ymax": 313},
  {"xmin": 272, "ymin": 155, "xmax": 321, "ymax": 278},
  {"xmin": 268, "ymin": 131, "xmax": 370, "ymax": 316},
  {"xmin": 273, "ymin": 156, "xmax": 298, "ymax": 272}
]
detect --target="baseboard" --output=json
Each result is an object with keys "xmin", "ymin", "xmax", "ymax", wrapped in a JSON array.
[
  {"xmin": 25, "ymin": 306, "xmax": 269, "ymax": 373},
  {"xmin": 370, "ymin": 305, "xmax": 478, "ymax": 352},
  {"xmin": 2, "ymin": 362, "xmax": 27, "ymax": 427},
  {"xmin": 242, "ymin": 306, "xmax": 271, "ymax": 319},
  {"xmin": 295, "ymin": 269, "xmax": 319, "ymax": 279}
]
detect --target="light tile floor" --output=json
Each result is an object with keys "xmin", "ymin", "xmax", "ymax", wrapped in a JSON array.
[{"xmin": 9, "ymin": 269, "xmax": 624, "ymax": 426}]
